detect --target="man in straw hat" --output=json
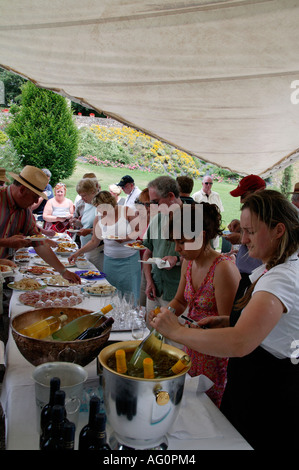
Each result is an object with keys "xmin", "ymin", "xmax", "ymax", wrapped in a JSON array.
[
  {"xmin": 0, "ymin": 165, "xmax": 80, "ymax": 283},
  {"xmin": 289, "ymin": 182, "xmax": 299, "ymax": 214}
]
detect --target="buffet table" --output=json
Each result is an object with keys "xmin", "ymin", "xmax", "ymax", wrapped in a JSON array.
[{"xmin": 0, "ymin": 242, "xmax": 251, "ymax": 451}]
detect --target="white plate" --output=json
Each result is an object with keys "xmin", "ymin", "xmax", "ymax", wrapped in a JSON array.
[
  {"xmin": 8, "ymin": 280, "xmax": 47, "ymax": 291},
  {"xmin": 45, "ymin": 275, "xmax": 73, "ymax": 287},
  {"xmin": 139, "ymin": 257, "xmax": 166, "ymax": 265},
  {"xmin": 124, "ymin": 243, "xmax": 145, "ymax": 250},
  {"xmin": 14, "ymin": 257, "xmax": 31, "ymax": 263},
  {"xmin": 55, "ymin": 250, "xmax": 76, "ymax": 257},
  {"xmin": 20, "ymin": 267, "xmax": 55, "ymax": 277},
  {"xmin": 67, "ymin": 229, "xmax": 81, "ymax": 233},
  {"xmin": 82, "ymin": 285, "xmax": 116, "ymax": 297},
  {"xmin": 34, "ymin": 259, "xmax": 76, "ymax": 268},
  {"xmin": 25, "ymin": 236, "xmax": 47, "ymax": 240}
]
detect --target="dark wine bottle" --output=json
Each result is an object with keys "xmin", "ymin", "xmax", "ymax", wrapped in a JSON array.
[
  {"xmin": 40, "ymin": 377, "xmax": 60, "ymax": 436},
  {"xmin": 63, "ymin": 421, "xmax": 76, "ymax": 450},
  {"xmin": 78, "ymin": 396, "xmax": 101, "ymax": 450},
  {"xmin": 87, "ymin": 413, "xmax": 111, "ymax": 450},
  {"xmin": 40, "ymin": 389, "xmax": 68, "ymax": 447},
  {"xmin": 40, "ymin": 405, "xmax": 65, "ymax": 450},
  {"xmin": 75, "ymin": 317, "xmax": 114, "ymax": 340}
]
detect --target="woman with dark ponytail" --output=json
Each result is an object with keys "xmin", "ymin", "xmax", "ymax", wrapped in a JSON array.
[
  {"xmin": 152, "ymin": 202, "xmax": 241, "ymax": 408},
  {"xmin": 150, "ymin": 190, "xmax": 299, "ymax": 449}
]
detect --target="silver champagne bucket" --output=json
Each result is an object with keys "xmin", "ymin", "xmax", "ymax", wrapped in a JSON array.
[{"xmin": 98, "ymin": 341, "xmax": 191, "ymax": 449}]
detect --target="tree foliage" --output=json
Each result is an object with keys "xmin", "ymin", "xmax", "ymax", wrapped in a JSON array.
[
  {"xmin": 6, "ymin": 81, "xmax": 79, "ymax": 186},
  {"xmin": 280, "ymin": 165, "xmax": 293, "ymax": 197},
  {"xmin": 0, "ymin": 67, "xmax": 27, "ymax": 105}
]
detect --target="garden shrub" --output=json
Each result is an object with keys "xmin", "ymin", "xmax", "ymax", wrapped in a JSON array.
[{"xmin": 6, "ymin": 81, "xmax": 79, "ymax": 186}]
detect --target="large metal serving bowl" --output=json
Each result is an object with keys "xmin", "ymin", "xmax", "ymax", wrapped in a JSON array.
[
  {"xmin": 99, "ymin": 341, "xmax": 191, "ymax": 449},
  {"xmin": 12, "ymin": 307, "xmax": 112, "ymax": 367}
]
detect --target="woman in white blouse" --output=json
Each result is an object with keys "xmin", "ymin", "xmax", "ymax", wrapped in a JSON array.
[{"xmin": 150, "ymin": 190, "xmax": 299, "ymax": 450}]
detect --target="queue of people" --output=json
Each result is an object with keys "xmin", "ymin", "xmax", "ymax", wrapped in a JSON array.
[{"xmin": 1, "ymin": 162, "xmax": 298, "ymax": 450}]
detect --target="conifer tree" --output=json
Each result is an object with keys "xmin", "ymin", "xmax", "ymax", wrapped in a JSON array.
[{"xmin": 6, "ymin": 81, "xmax": 79, "ymax": 186}]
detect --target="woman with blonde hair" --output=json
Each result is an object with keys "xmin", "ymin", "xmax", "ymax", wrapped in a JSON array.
[
  {"xmin": 43, "ymin": 183, "xmax": 74, "ymax": 232},
  {"xmin": 69, "ymin": 190, "xmax": 141, "ymax": 301},
  {"xmin": 71, "ymin": 177, "xmax": 103, "ymax": 270},
  {"xmin": 150, "ymin": 190, "xmax": 299, "ymax": 449}
]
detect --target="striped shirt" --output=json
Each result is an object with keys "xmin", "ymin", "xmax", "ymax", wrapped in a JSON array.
[{"xmin": 0, "ymin": 186, "xmax": 40, "ymax": 258}]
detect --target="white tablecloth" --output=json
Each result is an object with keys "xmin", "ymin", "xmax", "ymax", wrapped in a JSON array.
[{"xmin": 0, "ymin": 248, "xmax": 251, "ymax": 450}]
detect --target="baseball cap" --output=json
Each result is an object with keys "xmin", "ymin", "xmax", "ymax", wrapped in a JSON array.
[
  {"xmin": 117, "ymin": 175, "xmax": 134, "ymax": 187},
  {"xmin": 230, "ymin": 175, "xmax": 266, "ymax": 197},
  {"xmin": 288, "ymin": 182, "xmax": 299, "ymax": 194}
]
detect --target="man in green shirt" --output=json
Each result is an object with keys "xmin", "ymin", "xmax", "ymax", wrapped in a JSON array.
[{"xmin": 142, "ymin": 176, "xmax": 182, "ymax": 311}]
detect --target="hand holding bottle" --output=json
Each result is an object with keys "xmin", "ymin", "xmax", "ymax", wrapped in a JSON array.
[{"xmin": 149, "ymin": 306, "xmax": 182, "ymax": 343}]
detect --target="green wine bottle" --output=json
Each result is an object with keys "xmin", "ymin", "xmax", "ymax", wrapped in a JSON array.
[
  {"xmin": 52, "ymin": 304, "xmax": 114, "ymax": 341},
  {"xmin": 129, "ymin": 306, "xmax": 175, "ymax": 369}
]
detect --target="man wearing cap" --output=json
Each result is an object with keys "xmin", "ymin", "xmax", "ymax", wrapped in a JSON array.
[
  {"xmin": 225, "ymin": 174, "xmax": 266, "ymax": 291},
  {"xmin": 117, "ymin": 175, "xmax": 141, "ymax": 209},
  {"xmin": 289, "ymin": 182, "xmax": 299, "ymax": 214},
  {"xmin": 0, "ymin": 165, "xmax": 80, "ymax": 283}
]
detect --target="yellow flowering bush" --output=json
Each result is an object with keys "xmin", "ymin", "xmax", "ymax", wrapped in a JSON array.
[{"xmin": 81, "ymin": 124, "xmax": 202, "ymax": 178}]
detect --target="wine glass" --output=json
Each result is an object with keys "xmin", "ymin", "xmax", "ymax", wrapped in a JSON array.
[
  {"xmin": 35, "ymin": 290, "xmax": 45, "ymax": 309},
  {"xmin": 61, "ymin": 289, "xmax": 70, "ymax": 307},
  {"xmin": 131, "ymin": 315, "xmax": 145, "ymax": 340},
  {"xmin": 68, "ymin": 287, "xmax": 78, "ymax": 306},
  {"xmin": 52, "ymin": 290, "xmax": 63, "ymax": 308},
  {"xmin": 43, "ymin": 288, "xmax": 54, "ymax": 308}
]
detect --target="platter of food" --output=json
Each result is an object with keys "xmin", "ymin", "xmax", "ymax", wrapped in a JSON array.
[
  {"xmin": 8, "ymin": 278, "xmax": 46, "ymax": 291},
  {"xmin": 75, "ymin": 270, "xmax": 106, "ymax": 280},
  {"xmin": 14, "ymin": 254, "xmax": 31, "ymax": 263},
  {"xmin": 19, "ymin": 289, "xmax": 83, "ymax": 307},
  {"xmin": 54, "ymin": 246, "xmax": 77, "ymax": 256},
  {"xmin": 0, "ymin": 264, "xmax": 14, "ymax": 277},
  {"xmin": 124, "ymin": 241, "xmax": 145, "ymax": 250},
  {"xmin": 34, "ymin": 259, "xmax": 76, "ymax": 268},
  {"xmin": 45, "ymin": 274, "xmax": 74, "ymax": 287},
  {"xmin": 20, "ymin": 266, "xmax": 55, "ymax": 277},
  {"xmin": 82, "ymin": 283, "xmax": 116, "ymax": 297},
  {"xmin": 25, "ymin": 234, "xmax": 47, "ymax": 240}
]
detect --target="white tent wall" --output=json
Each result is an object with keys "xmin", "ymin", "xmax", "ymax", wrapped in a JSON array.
[{"xmin": 1, "ymin": 0, "xmax": 299, "ymax": 176}]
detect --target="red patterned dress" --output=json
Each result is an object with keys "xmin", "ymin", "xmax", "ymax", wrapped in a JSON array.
[{"xmin": 184, "ymin": 255, "xmax": 231, "ymax": 408}]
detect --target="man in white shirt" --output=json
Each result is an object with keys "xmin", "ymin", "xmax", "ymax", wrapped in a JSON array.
[
  {"xmin": 192, "ymin": 175, "xmax": 224, "ymax": 212},
  {"xmin": 116, "ymin": 175, "xmax": 141, "ymax": 209},
  {"xmin": 192, "ymin": 175, "xmax": 223, "ymax": 248}
]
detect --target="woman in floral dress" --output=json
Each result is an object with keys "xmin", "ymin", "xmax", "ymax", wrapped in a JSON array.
[{"xmin": 150, "ymin": 203, "xmax": 240, "ymax": 407}]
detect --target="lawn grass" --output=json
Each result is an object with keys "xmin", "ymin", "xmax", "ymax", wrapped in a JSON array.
[{"xmin": 62, "ymin": 161, "xmax": 242, "ymax": 229}]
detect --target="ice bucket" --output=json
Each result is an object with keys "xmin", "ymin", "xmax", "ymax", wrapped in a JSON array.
[
  {"xmin": 32, "ymin": 361, "xmax": 88, "ymax": 428},
  {"xmin": 98, "ymin": 341, "xmax": 191, "ymax": 449}
]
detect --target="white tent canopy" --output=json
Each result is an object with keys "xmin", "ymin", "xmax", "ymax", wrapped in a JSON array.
[{"xmin": 1, "ymin": 0, "xmax": 299, "ymax": 177}]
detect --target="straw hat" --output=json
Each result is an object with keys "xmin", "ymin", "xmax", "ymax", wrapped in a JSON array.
[
  {"xmin": 288, "ymin": 182, "xmax": 299, "ymax": 194},
  {"xmin": 9, "ymin": 165, "xmax": 49, "ymax": 199},
  {"xmin": 0, "ymin": 168, "xmax": 9, "ymax": 183}
]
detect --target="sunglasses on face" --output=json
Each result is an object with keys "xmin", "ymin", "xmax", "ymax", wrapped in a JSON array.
[{"xmin": 204, "ymin": 182, "xmax": 213, "ymax": 185}]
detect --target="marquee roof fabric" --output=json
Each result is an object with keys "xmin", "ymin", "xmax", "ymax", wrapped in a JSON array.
[{"xmin": 1, "ymin": 0, "xmax": 299, "ymax": 176}]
